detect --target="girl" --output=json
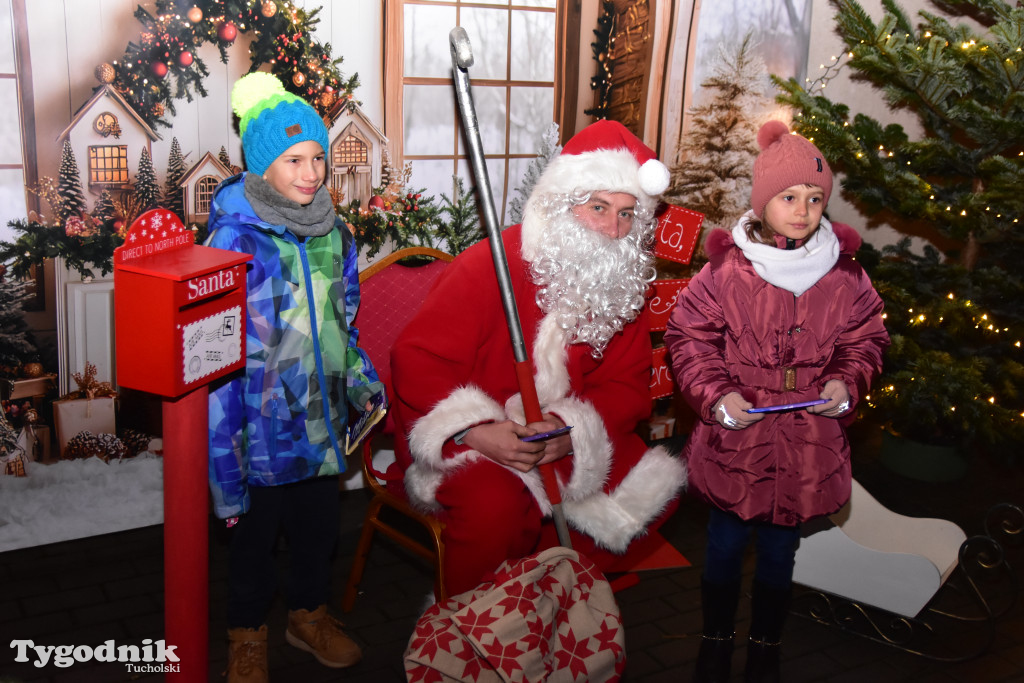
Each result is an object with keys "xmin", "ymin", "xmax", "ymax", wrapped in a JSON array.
[
  {"xmin": 664, "ymin": 121, "xmax": 889, "ymax": 683},
  {"xmin": 206, "ymin": 72, "xmax": 385, "ymax": 683}
]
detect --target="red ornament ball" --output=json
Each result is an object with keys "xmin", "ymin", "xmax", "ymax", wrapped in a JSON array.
[
  {"xmin": 218, "ymin": 21, "xmax": 237, "ymax": 42},
  {"xmin": 151, "ymin": 61, "xmax": 168, "ymax": 78},
  {"xmin": 367, "ymin": 195, "xmax": 386, "ymax": 210},
  {"xmin": 178, "ymin": 51, "xmax": 193, "ymax": 67}
]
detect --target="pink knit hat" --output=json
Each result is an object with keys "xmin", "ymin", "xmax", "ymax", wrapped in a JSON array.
[
  {"xmin": 750, "ymin": 120, "xmax": 832, "ymax": 219},
  {"xmin": 533, "ymin": 120, "xmax": 669, "ymax": 211}
]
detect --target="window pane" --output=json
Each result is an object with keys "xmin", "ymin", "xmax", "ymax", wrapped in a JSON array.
[
  {"xmin": 409, "ymin": 159, "xmax": 457, "ymax": 204},
  {"xmin": 0, "ymin": 168, "xmax": 27, "ymax": 244},
  {"xmin": 458, "ymin": 157, "xmax": 506, "ymax": 225},
  {"xmin": 459, "ymin": 8, "xmax": 508, "ymax": 80},
  {"xmin": 461, "ymin": 85, "xmax": 507, "ymax": 157},
  {"xmin": 508, "ymin": 86, "xmax": 553, "ymax": 154},
  {"xmin": 519, "ymin": 0, "xmax": 556, "ymax": 7},
  {"xmin": 0, "ymin": 80, "xmax": 22, "ymax": 164},
  {"xmin": 0, "ymin": 0, "xmax": 13, "ymax": 72},
  {"xmin": 405, "ymin": 4, "xmax": 457, "ymax": 78},
  {"xmin": 404, "ymin": 85, "xmax": 455, "ymax": 156},
  {"xmin": 511, "ymin": 10, "xmax": 555, "ymax": 81}
]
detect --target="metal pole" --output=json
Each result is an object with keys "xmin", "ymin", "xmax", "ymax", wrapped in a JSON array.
[{"xmin": 449, "ymin": 26, "xmax": 572, "ymax": 548}]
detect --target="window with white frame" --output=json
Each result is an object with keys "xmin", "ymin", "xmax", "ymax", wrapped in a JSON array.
[
  {"xmin": 388, "ymin": 0, "xmax": 569, "ymax": 226},
  {"xmin": 0, "ymin": 0, "xmax": 28, "ymax": 245}
]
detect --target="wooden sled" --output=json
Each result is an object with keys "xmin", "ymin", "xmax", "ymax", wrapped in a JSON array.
[{"xmin": 791, "ymin": 479, "xmax": 1021, "ymax": 661}]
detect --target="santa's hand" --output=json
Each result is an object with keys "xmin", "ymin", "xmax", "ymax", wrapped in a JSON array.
[
  {"xmin": 714, "ymin": 392, "xmax": 762, "ymax": 430},
  {"xmin": 461, "ymin": 420, "xmax": 546, "ymax": 472},
  {"xmin": 531, "ymin": 413, "xmax": 573, "ymax": 466},
  {"xmin": 807, "ymin": 379, "xmax": 851, "ymax": 418}
]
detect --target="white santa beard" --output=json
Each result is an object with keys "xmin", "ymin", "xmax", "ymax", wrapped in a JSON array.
[{"xmin": 531, "ymin": 208, "xmax": 655, "ymax": 357}]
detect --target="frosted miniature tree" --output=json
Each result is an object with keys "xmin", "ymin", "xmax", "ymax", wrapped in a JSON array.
[
  {"xmin": 57, "ymin": 139, "xmax": 87, "ymax": 225},
  {"xmin": 218, "ymin": 146, "xmax": 233, "ymax": 171},
  {"xmin": 164, "ymin": 137, "xmax": 187, "ymax": 219},
  {"xmin": 508, "ymin": 122, "xmax": 562, "ymax": 226},
  {"xmin": 134, "ymin": 147, "xmax": 161, "ymax": 211},
  {"xmin": 666, "ymin": 33, "xmax": 766, "ymax": 229},
  {"xmin": 0, "ymin": 276, "xmax": 37, "ymax": 373},
  {"xmin": 93, "ymin": 189, "xmax": 117, "ymax": 224}
]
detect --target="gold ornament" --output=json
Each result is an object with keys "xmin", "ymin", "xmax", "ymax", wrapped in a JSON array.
[
  {"xmin": 319, "ymin": 91, "xmax": 336, "ymax": 109},
  {"xmin": 261, "ymin": 1, "xmax": 277, "ymax": 18},
  {"xmin": 152, "ymin": 102, "xmax": 165, "ymax": 117},
  {"xmin": 187, "ymin": 6, "xmax": 203, "ymax": 23},
  {"xmin": 292, "ymin": 71, "xmax": 306, "ymax": 87},
  {"xmin": 95, "ymin": 63, "xmax": 116, "ymax": 84}
]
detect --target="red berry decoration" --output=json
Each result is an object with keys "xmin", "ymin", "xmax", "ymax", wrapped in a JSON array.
[
  {"xmin": 218, "ymin": 21, "xmax": 237, "ymax": 42},
  {"xmin": 178, "ymin": 51, "xmax": 193, "ymax": 67},
  {"xmin": 150, "ymin": 61, "xmax": 168, "ymax": 78}
]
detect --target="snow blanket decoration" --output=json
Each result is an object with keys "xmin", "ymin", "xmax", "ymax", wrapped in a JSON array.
[
  {"xmin": 0, "ymin": 453, "xmax": 163, "ymax": 552},
  {"xmin": 404, "ymin": 547, "xmax": 626, "ymax": 682}
]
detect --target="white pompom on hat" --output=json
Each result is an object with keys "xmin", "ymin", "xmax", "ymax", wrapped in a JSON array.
[{"xmin": 530, "ymin": 119, "xmax": 669, "ymax": 211}]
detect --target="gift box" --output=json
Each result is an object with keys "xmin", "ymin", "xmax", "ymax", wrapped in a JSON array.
[{"xmin": 53, "ymin": 396, "xmax": 117, "ymax": 459}]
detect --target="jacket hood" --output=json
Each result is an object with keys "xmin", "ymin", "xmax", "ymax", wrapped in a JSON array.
[{"xmin": 704, "ymin": 217, "xmax": 862, "ymax": 258}]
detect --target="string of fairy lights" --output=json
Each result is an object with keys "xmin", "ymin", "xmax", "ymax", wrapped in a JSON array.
[
  {"xmin": 98, "ymin": 0, "xmax": 357, "ymax": 128},
  {"xmin": 792, "ymin": 32, "xmax": 1024, "ymax": 429}
]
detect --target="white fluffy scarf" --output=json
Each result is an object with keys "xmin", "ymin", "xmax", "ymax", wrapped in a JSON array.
[{"xmin": 731, "ymin": 212, "xmax": 839, "ymax": 296}]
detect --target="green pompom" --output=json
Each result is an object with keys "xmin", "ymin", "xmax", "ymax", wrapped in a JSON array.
[{"xmin": 231, "ymin": 72, "xmax": 286, "ymax": 120}]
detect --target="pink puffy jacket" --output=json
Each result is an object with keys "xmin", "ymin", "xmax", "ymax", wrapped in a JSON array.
[{"xmin": 664, "ymin": 222, "xmax": 889, "ymax": 526}]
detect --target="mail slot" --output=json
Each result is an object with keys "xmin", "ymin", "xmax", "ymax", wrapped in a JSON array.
[{"xmin": 114, "ymin": 209, "xmax": 252, "ymax": 398}]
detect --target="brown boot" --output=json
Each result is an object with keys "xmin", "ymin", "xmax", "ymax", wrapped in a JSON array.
[
  {"xmin": 226, "ymin": 625, "xmax": 268, "ymax": 683},
  {"xmin": 285, "ymin": 605, "xmax": 362, "ymax": 668}
]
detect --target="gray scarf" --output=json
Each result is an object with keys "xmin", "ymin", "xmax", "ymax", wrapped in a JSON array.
[{"xmin": 244, "ymin": 173, "xmax": 336, "ymax": 237}]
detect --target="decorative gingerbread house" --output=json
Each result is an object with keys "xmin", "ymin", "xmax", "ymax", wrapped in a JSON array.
[
  {"xmin": 56, "ymin": 84, "xmax": 161, "ymax": 197},
  {"xmin": 325, "ymin": 102, "xmax": 387, "ymax": 208},
  {"xmin": 177, "ymin": 151, "xmax": 234, "ymax": 225}
]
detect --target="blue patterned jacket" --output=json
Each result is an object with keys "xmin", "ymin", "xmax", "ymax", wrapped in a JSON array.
[{"xmin": 205, "ymin": 173, "xmax": 383, "ymax": 518}]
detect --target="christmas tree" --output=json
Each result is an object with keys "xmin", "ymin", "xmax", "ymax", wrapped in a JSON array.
[
  {"xmin": 437, "ymin": 176, "xmax": 483, "ymax": 255},
  {"xmin": 0, "ymin": 273, "xmax": 38, "ymax": 376},
  {"xmin": 219, "ymin": 146, "xmax": 234, "ymax": 172},
  {"xmin": 134, "ymin": 147, "xmax": 161, "ymax": 211},
  {"xmin": 666, "ymin": 33, "xmax": 766, "ymax": 230},
  {"xmin": 774, "ymin": 0, "xmax": 1024, "ymax": 452},
  {"xmin": 164, "ymin": 137, "xmax": 187, "ymax": 219},
  {"xmin": 57, "ymin": 140, "xmax": 86, "ymax": 225},
  {"xmin": 93, "ymin": 189, "xmax": 116, "ymax": 225},
  {"xmin": 508, "ymin": 122, "xmax": 561, "ymax": 226}
]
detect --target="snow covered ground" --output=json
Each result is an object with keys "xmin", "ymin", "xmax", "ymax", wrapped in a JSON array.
[{"xmin": 0, "ymin": 453, "xmax": 165, "ymax": 552}]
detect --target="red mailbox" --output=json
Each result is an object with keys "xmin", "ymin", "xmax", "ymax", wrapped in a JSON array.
[
  {"xmin": 114, "ymin": 209, "xmax": 251, "ymax": 398},
  {"xmin": 114, "ymin": 208, "xmax": 251, "ymax": 682}
]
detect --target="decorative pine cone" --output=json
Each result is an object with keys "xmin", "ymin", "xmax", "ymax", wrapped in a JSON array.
[
  {"xmin": 96, "ymin": 433, "xmax": 128, "ymax": 461},
  {"xmin": 64, "ymin": 431, "xmax": 104, "ymax": 460},
  {"xmin": 118, "ymin": 428, "xmax": 152, "ymax": 458}
]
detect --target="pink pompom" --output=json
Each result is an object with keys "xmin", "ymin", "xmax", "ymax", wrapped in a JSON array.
[{"xmin": 757, "ymin": 120, "xmax": 791, "ymax": 151}]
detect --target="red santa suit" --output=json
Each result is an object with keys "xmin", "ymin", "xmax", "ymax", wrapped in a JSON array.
[{"xmin": 390, "ymin": 121, "xmax": 687, "ymax": 595}]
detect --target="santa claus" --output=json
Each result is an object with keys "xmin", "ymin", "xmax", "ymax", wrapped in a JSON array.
[{"xmin": 391, "ymin": 120, "xmax": 687, "ymax": 596}]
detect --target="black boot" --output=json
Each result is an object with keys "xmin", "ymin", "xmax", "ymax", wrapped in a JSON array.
[
  {"xmin": 693, "ymin": 578, "xmax": 741, "ymax": 683},
  {"xmin": 744, "ymin": 580, "xmax": 790, "ymax": 683}
]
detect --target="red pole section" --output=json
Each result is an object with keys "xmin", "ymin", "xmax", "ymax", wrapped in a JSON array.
[{"xmin": 162, "ymin": 385, "xmax": 209, "ymax": 681}]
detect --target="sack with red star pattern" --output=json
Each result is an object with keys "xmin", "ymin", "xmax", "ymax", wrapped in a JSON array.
[{"xmin": 404, "ymin": 546, "xmax": 625, "ymax": 682}]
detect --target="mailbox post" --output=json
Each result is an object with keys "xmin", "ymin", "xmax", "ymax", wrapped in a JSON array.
[{"xmin": 114, "ymin": 209, "xmax": 251, "ymax": 681}]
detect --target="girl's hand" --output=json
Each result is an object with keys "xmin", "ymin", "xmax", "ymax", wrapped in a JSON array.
[
  {"xmin": 714, "ymin": 392, "xmax": 764, "ymax": 430},
  {"xmin": 461, "ymin": 420, "xmax": 546, "ymax": 473},
  {"xmin": 807, "ymin": 379, "xmax": 851, "ymax": 418}
]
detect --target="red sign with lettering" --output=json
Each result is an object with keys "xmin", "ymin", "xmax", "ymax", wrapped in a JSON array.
[
  {"xmin": 646, "ymin": 278, "xmax": 689, "ymax": 331},
  {"xmin": 649, "ymin": 345, "xmax": 675, "ymax": 400},
  {"xmin": 115, "ymin": 209, "xmax": 194, "ymax": 263},
  {"xmin": 655, "ymin": 204, "xmax": 704, "ymax": 265}
]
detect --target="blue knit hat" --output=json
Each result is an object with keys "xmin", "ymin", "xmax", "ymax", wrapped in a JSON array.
[{"xmin": 231, "ymin": 72, "xmax": 329, "ymax": 177}]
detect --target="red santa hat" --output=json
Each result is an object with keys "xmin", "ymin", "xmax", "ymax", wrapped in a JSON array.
[{"xmin": 533, "ymin": 120, "xmax": 669, "ymax": 211}]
